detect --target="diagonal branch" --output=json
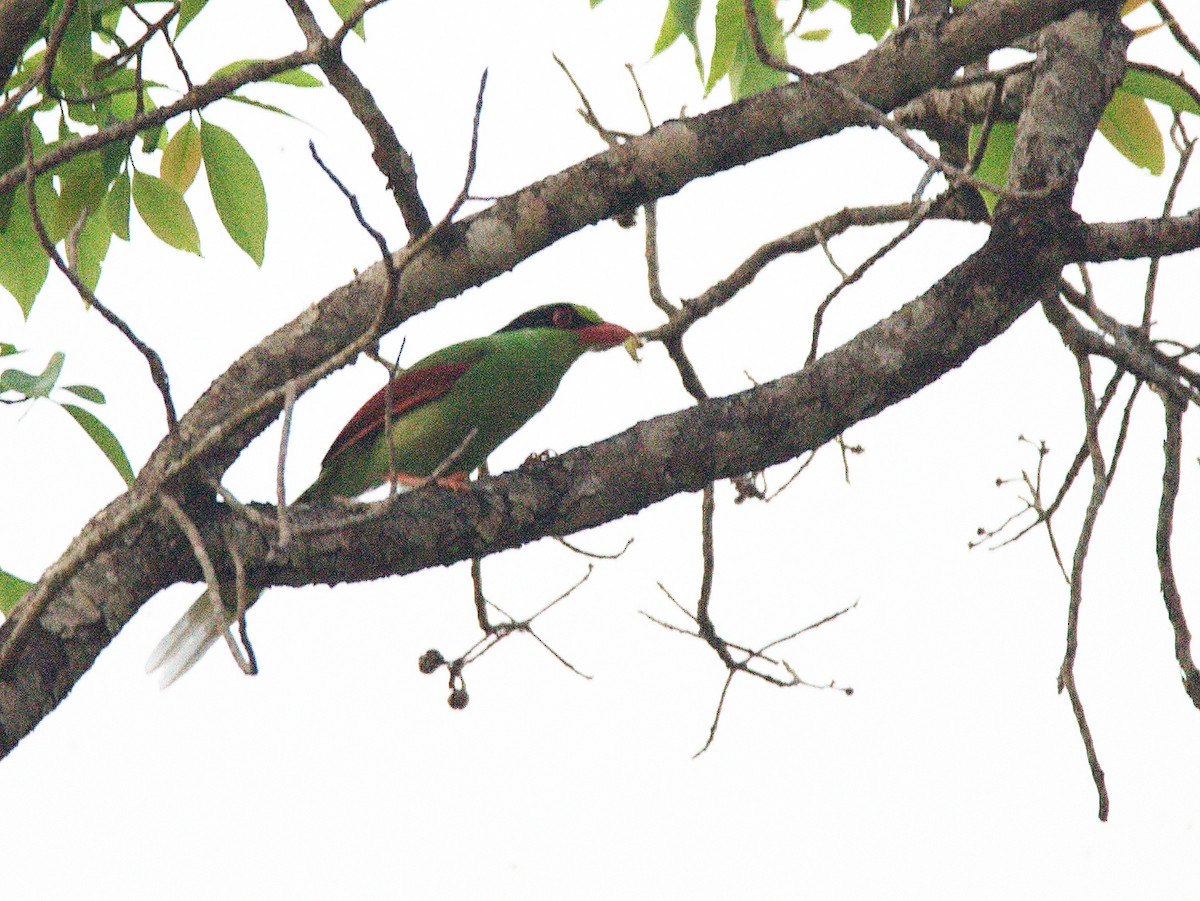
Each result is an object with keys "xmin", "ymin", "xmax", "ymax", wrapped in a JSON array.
[{"xmin": 284, "ymin": 0, "xmax": 432, "ymax": 238}]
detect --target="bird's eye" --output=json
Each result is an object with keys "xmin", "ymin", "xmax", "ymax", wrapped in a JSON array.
[{"xmin": 552, "ymin": 307, "xmax": 572, "ymax": 328}]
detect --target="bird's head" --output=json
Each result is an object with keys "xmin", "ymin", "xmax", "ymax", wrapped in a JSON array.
[{"xmin": 497, "ymin": 303, "xmax": 635, "ymax": 351}]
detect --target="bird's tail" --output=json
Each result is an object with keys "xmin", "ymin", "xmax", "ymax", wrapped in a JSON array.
[{"xmin": 145, "ymin": 586, "xmax": 260, "ymax": 688}]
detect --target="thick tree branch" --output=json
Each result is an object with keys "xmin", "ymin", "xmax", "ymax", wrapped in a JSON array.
[{"xmin": 1081, "ymin": 208, "xmax": 1200, "ymax": 261}]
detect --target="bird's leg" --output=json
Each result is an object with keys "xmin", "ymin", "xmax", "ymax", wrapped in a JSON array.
[
  {"xmin": 389, "ymin": 471, "xmax": 471, "ymax": 491},
  {"xmin": 435, "ymin": 471, "xmax": 471, "ymax": 491}
]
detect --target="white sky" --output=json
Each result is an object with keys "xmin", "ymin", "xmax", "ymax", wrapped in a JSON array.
[{"xmin": 2, "ymin": 2, "xmax": 1200, "ymax": 898}]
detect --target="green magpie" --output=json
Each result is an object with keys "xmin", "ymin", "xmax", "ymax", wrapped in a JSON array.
[{"xmin": 147, "ymin": 303, "xmax": 637, "ymax": 687}]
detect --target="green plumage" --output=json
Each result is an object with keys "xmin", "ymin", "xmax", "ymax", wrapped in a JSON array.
[
  {"xmin": 299, "ymin": 324, "xmax": 600, "ymax": 501},
  {"xmin": 147, "ymin": 303, "xmax": 635, "ymax": 687}
]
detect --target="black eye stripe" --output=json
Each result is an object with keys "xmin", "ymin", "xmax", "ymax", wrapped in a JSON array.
[{"xmin": 496, "ymin": 304, "xmax": 586, "ymax": 334}]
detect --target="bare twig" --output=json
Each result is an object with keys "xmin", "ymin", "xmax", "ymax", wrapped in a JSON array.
[
  {"xmin": 457, "ymin": 564, "xmax": 595, "ymax": 678},
  {"xmin": 554, "ymin": 535, "xmax": 634, "ymax": 560},
  {"xmin": 553, "ymin": 54, "xmax": 627, "ymax": 148},
  {"xmin": 1155, "ymin": 399, "xmax": 1200, "ymax": 709},
  {"xmin": 1152, "ymin": 1, "xmax": 1200, "ymax": 69},
  {"xmin": 644, "ymin": 202, "xmax": 675, "ymax": 315},
  {"xmin": 807, "ymin": 194, "xmax": 942, "ymax": 366},
  {"xmin": 106, "ymin": 3, "xmax": 188, "ymax": 88},
  {"xmin": 1057, "ymin": 350, "xmax": 1110, "ymax": 821},
  {"xmin": 286, "ymin": 0, "xmax": 431, "ymax": 237},
  {"xmin": 642, "ymin": 200, "xmax": 967, "ymax": 346},
  {"xmin": 222, "ymin": 521, "xmax": 257, "ymax": 675},
  {"xmin": 694, "ymin": 484, "xmax": 734, "ymax": 668},
  {"xmin": 276, "ymin": 380, "xmax": 298, "ymax": 547},
  {"xmin": 160, "ymin": 494, "xmax": 253, "ymax": 675},
  {"xmin": 1144, "ymin": 131, "xmax": 1195, "ymax": 330}
]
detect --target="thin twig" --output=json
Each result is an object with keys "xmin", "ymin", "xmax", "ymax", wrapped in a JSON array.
[
  {"xmin": 276, "ymin": 379, "xmax": 298, "ymax": 547},
  {"xmin": 1144, "ymin": 131, "xmax": 1195, "ymax": 330},
  {"xmin": 806, "ymin": 195, "xmax": 941, "ymax": 365},
  {"xmin": 22, "ymin": 125, "xmax": 178, "ymax": 430},
  {"xmin": 554, "ymin": 535, "xmax": 634, "ymax": 560},
  {"xmin": 642, "ymin": 200, "xmax": 966, "ymax": 346},
  {"xmin": 1058, "ymin": 350, "xmax": 1110, "ymax": 822},
  {"xmin": 1155, "ymin": 398, "xmax": 1200, "ymax": 709},
  {"xmin": 1152, "ymin": 1, "xmax": 1200, "ymax": 69},
  {"xmin": 740, "ymin": 0, "xmax": 1013, "ymax": 200},
  {"xmin": 222, "ymin": 521, "xmax": 257, "ymax": 675},
  {"xmin": 285, "ymin": 0, "xmax": 431, "ymax": 237}
]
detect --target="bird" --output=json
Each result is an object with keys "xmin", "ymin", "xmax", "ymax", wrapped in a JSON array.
[{"xmin": 146, "ymin": 302, "xmax": 637, "ymax": 687}]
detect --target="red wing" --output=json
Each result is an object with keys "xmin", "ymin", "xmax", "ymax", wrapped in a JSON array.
[{"xmin": 321, "ymin": 357, "xmax": 479, "ymax": 467}]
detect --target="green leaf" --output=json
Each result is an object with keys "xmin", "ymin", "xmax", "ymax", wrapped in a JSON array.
[
  {"xmin": 63, "ymin": 383, "xmax": 105, "ymax": 403},
  {"xmin": 104, "ymin": 74, "xmax": 169, "ymax": 123},
  {"xmin": 0, "ymin": 351, "xmax": 64, "ymax": 399},
  {"xmin": 52, "ymin": 149, "xmax": 107, "ymax": 241},
  {"xmin": 132, "ymin": 170, "xmax": 201, "ymax": 253},
  {"xmin": 176, "ymin": 0, "xmax": 210, "ymax": 35},
  {"xmin": 221, "ymin": 93, "xmax": 305, "ymax": 122},
  {"xmin": 798, "ymin": 28, "xmax": 832, "ymax": 41},
  {"xmin": 0, "ymin": 567, "xmax": 34, "ymax": 616},
  {"xmin": 210, "ymin": 59, "xmax": 322, "ymax": 88},
  {"xmin": 730, "ymin": 0, "xmax": 787, "ymax": 100},
  {"xmin": 832, "ymin": 0, "xmax": 893, "ymax": 40},
  {"xmin": 1121, "ymin": 65, "xmax": 1200, "ymax": 117},
  {"xmin": 161, "ymin": 120, "xmax": 202, "ymax": 192},
  {"xmin": 968, "ymin": 120, "xmax": 1016, "ymax": 214},
  {"xmin": 0, "ymin": 195, "xmax": 51, "ymax": 317},
  {"xmin": 104, "ymin": 169, "xmax": 130, "ymax": 240},
  {"xmin": 705, "ymin": 0, "xmax": 787, "ymax": 99},
  {"xmin": 653, "ymin": 0, "xmax": 704, "ymax": 80},
  {"xmin": 0, "ymin": 109, "xmax": 34, "ymax": 231},
  {"xmin": 60, "ymin": 402, "xmax": 135, "ymax": 486},
  {"xmin": 0, "ymin": 344, "xmax": 17, "ymax": 357},
  {"xmin": 329, "ymin": 0, "xmax": 367, "ymax": 39},
  {"xmin": 201, "ymin": 120, "xmax": 267, "ymax": 265},
  {"xmin": 1099, "ymin": 88, "xmax": 1165, "ymax": 175},
  {"xmin": 100, "ymin": 137, "xmax": 129, "ymax": 183},
  {"xmin": 590, "ymin": 0, "xmax": 604, "ymax": 6},
  {"xmin": 706, "ymin": 0, "xmax": 742, "ymax": 95},
  {"xmin": 74, "ymin": 211, "xmax": 112, "ymax": 292},
  {"xmin": 55, "ymin": 0, "xmax": 94, "ymax": 93},
  {"xmin": 140, "ymin": 99, "xmax": 165, "ymax": 153},
  {"xmin": 98, "ymin": 2, "xmax": 122, "ymax": 36}
]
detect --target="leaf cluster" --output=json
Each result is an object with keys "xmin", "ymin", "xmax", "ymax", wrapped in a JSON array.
[{"xmin": 0, "ymin": 1, "xmax": 323, "ymax": 318}]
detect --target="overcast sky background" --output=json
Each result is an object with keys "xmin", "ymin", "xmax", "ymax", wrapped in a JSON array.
[{"xmin": 2, "ymin": 1, "xmax": 1200, "ymax": 897}]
